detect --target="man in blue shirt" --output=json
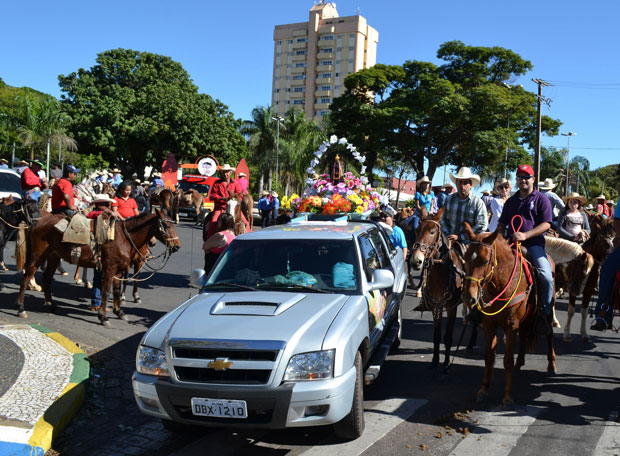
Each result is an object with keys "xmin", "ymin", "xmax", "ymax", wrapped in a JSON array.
[
  {"xmin": 152, "ymin": 172, "xmax": 164, "ymax": 188},
  {"xmin": 380, "ymin": 206, "xmax": 407, "ymax": 261},
  {"xmin": 591, "ymin": 197, "xmax": 620, "ymax": 331},
  {"xmin": 270, "ymin": 191, "xmax": 280, "ymax": 225},
  {"xmin": 257, "ymin": 191, "xmax": 270, "ymax": 228},
  {"xmin": 111, "ymin": 168, "xmax": 123, "ymax": 188}
]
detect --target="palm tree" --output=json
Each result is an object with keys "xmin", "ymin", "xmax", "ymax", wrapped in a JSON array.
[
  {"xmin": 240, "ymin": 106, "xmax": 276, "ymax": 192},
  {"xmin": 568, "ymin": 155, "xmax": 590, "ymax": 197},
  {"xmin": 39, "ymin": 98, "xmax": 78, "ymax": 165}
]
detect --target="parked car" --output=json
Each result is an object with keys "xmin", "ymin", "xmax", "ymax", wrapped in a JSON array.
[
  {"xmin": 177, "ymin": 175, "xmax": 217, "ymax": 222},
  {"xmin": 0, "ymin": 169, "xmax": 23, "ymax": 200},
  {"xmin": 132, "ymin": 218, "xmax": 407, "ymax": 439}
]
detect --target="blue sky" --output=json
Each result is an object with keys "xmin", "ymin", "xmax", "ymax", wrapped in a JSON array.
[{"xmin": 2, "ymin": 0, "xmax": 619, "ymax": 180}]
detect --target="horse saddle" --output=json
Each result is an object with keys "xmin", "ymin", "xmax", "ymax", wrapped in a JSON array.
[{"xmin": 56, "ymin": 213, "xmax": 92, "ymax": 245}]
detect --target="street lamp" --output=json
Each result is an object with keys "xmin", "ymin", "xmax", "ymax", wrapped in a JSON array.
[
  {"xmin": 561, "ymin": 131, "xmax": 576, "ymax": 197},
  {"xmin": 271, "ymin": 116, "xmax": 284, "ymax": 191}
]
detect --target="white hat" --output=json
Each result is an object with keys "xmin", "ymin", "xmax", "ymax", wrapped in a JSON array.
[
  {"xmin": 111, "ymin": 168, "xmax": 122, "ymax": 174},
  {"xmin": 271, "ymin": 191, "xmax": 279, "ymax": 197},
  {"xmin": 562, "ymin": 192, "xmax": 587, "ymax": 205},
  {"xmin": 152, "ymin": 171, "xmax": 161, "ymax": 177},
  {"xmin": 538, "ymin": 178, "xmax": 557, "ymax": 190},
  {"xmin": 481, "ymin": 189, "xmax": 491, "ymax": 195},
  {"xmin": 416, "ymin": 175, "xmax": 431, "ymax": 185},
  {"xmin": 92, "ymin": 194, "xmax": 115, "ymax": 204},
  {"xmin": 219, "ymin": 164, "xmax": 235, "ymax": 172},
  {"xmin": 595, "ymin": 194, "xmax": 606, "ymax": 200},
  {"xmin": 261, "ymin": 190, "xmax": 269, "ymax": 196},
  {"xmin": 449, "ymin": 167, "xmax": 481, "ymax": 187},
  {"xmin": 238, "ymin": 172, "xmax": 246, "ymax": 177}
]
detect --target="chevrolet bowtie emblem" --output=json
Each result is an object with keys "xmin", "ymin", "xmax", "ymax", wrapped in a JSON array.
[{"xmin": 208, "ymin": 358, "xmax": 233, "ymax": 371}]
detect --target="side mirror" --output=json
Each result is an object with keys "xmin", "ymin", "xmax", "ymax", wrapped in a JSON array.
[
  {"xmin": 369, "ymin": 269, "xmax": 394, "ymax": 291},
  {"xmin": 190, "ymin": 269, "xmax": 207, "ymax": 288}
]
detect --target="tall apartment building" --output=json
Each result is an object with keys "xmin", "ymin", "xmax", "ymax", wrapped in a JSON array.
[{"xmin": 272, "ymin": 1, "xmax": 378, "ymax": 120}]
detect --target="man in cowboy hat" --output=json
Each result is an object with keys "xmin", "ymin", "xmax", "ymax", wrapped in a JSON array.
[
  {"xmin": 237, "ymin": 171, "xmax": 249, "ymax": 195},
  {"xmin": 110, "ymin": 168, "xmax": 123, "ymax": 188},
  {"xmin": 488, "ymin": 177, "xmax": 512, "ymax": 233},
  {"xmin": 497, "ymin": 164, "xmax": 554, "ymax": 335},
  {"xmin": 0, "ymin": 158, "xmax": 8, "ymax": 169},
  {"xmin": 379, "ymin": 205, "xmax": 407, "ymax": 261},
  {"xmin": 404, "ymin": 175, "xmax": 435, "ymax": 244},
  {"xmin": 441, "ymin": 167, "xmax": 488, "ymax": 242},
  {"xmin": 591, "ymin": 195, "xmax": 620, "ymax": 331},
  {"xmin": 595, "ymin": 194, "xmax": 611, "ymax": 218},
  {"xmin": 257, "ymin": 190, "xmax": 271, "ymax": 228},
  {"xmin": 152, "ymin": 171, "xmax": 164, "ymax": 188},
  {"xmin": 538, "ymin": 177, "xmax": 564, "ymax": 228},
  {"xmin": 269, "ymin": 191, "xmax": 280, "ymax": 225},
  {"xmin": 206, "ymin": 164, "xmax": 243, "ymax": 238},
  {"xmin": 481, "ymin": 189, "xmax": 493, "ymax": 214},
  {"xmin": 20, "ymin": 157, "xmax": 48, "ymax": 198}
]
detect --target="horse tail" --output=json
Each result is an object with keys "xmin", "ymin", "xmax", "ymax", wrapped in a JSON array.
[{"xmin": 16, "ymin": 223, "xmax": 29, "ymax": 271}]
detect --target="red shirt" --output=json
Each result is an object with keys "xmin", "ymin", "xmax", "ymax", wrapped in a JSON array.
[
  {"xmin": 211, "ymin": 179, "xmax": 242, "ymax": 211},
  {"xmin": 114, "ymin": 196, "xmax": 138, "ymax": 218},
  {"xmin": 52, "ymin": 178, "xmax": 74, "ymax": 209},
  {"xmin": 20, "ymin": 167, "xmax": 41, "ymax": 191}
]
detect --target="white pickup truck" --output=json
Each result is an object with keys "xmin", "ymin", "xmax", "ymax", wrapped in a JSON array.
[{"xmin": 132, "ymin": 217, "xmax": 407, "ymax": 439}]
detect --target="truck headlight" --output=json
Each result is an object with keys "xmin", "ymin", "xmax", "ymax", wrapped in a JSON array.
[
  {"xmin": 136, "ymin": 346, "xmax": 169, "ymax": 377},
  {"xmin": 284, "ymin": 349, "xmax": 334, "ymax": 381}
]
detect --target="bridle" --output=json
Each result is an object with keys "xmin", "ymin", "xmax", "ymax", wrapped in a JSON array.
[{"xmin": 412, "ymin": 219, "xmax": 442, "ymax": 256}]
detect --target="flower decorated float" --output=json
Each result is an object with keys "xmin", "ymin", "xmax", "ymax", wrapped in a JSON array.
[{"xmin": 287, "ymin": 136, "xmax": 387, "ymax": 219}]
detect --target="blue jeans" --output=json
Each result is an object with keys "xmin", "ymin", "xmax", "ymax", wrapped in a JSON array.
[
  {"xmin": 526, "ymin": 245, "xmax": 554, "ymax": 315},
  {"xmin": 594, "ymin": 246, "xmax": 620, "ymax": 324},
  {"xmin": 92, "ymin": 269, "xmax": 102, "ymax": 308}
]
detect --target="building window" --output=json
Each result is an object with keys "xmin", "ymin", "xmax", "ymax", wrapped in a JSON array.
[
  {"xmin": 275, "ymin": 89, "xmax": 280, "ymax": 93},
  {"xmin": 287, "ymin": 51, "xmax": 293, "ymax": 56},
  {"xmin": 319, "ymin": 85, "xmax": 331, "ymax": 91},
  {"xmin": 277, "ymin": 40, "xmax": 282, "ymax": 45},
  {"xmin": 295, "ymin": 62, "xmax": 307, "ymax": 68},
  {"xmin": 321, "ymin": 48, "xmax": 333, "ymax": 53},
  {"xmin": 318, "ymin": 110, "xmax": 329, "ymax": 116},
  {"xmin": 293, "ymin": 87, "xmax": 305, "ymax": 92},
  {"xmin": 286, "ymin": 88, "xmax": 291, "ymax": 92},
  {"xmin": 349, "ymin": 34, "xmax": 355, "ymax": 38},
  {"xmin": 293, "ymin": 74, "xmax": 306, "ymax": 80},
  {"xmin": 321, "ymin": 35, "xmax": 334, "ymax": 40},
  {"xmin": 349, "ymin": 46, "xmax": 355, "ymax": 51},
  {"xmin": 285, "ymin": 76, "xmax": 291, "ymax": 80},
  {"xmin": 275, "ymin": 64, "xmax": 281, "ymax": 69},
  {"xmin": 319, "ymin": 97, "xmax": 331, "ymax": 104},
  {"xmin": 286, "ymin": 64, "xmax": 291, "ymax": 68},
  {"xmin": 321, "ymin": 60, "xmax": 333, "ymax": 66},
  {"xmin": 319, "ymin": 72, "xmax": 332, "ymax": 78},
  {"xmin": 348, "ymin": 59, "xmax": 354, "ymax": 64},
  {"xmin": 276, "ymin": 52, "xmax": 282, "ymax": 57},
  {"xmin": 275, "ymin": 76, "xmax": 280, "ymax": 81},
  {"xmin": 293, "ymin": 99, "xmax": 305, "ymax": 105},
  {"xmin": 336, "ymin": 60, "xmax": 342, "ymax": 64},
  {"xmin": 295, "ymin": 50, "xmax": 306, "ymax": 55},
  {"xmin": 287, "ymin": 39, "xmax": 293, "ymax": 43},
  {"xmin": 296, "ymin": 38, "xmax": 307, "ymax": 43},
  {"xmin": 275, "ymin": 101, "xmax": 279, "ymax": 105}
]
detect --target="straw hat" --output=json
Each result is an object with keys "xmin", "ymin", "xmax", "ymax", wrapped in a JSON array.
[
  {"xmin": 92, "ymin": 194, "xmax": 115, "ymax": 204},
  {"xmin": 238, "ymin": 172, "xmax": 246, "ymax": 177},
  {"xmin": 271, "ymin": 191, "xmax": 279, "ymax": 198},
  {"xmin": 494, "ymin": 178, "xmax": 511, "ymax": 191},
  {"xmin": 142, "ymin": 180, "xmax": 151, "ymax": 185},
  {"xmin": 15, "ymin": 160, "xmax": 29, "ymax": 166},
  {"xmin": 111, "ymin": 168, "xmax": 122, "ymax": 174},
  {"xmin": 219, "ymin": 164, "xmax": 235, "ymax": 172},
  {"xmin": 416, "ymin": 175, "xmax": 431, "ymax": 185},
  {"xmin": 442, "ymin": 183, "xmax": 454, "ymax": 190},
  {"xmin": 595, "ymin": 194, "xmax": 606, "ymax": 201},
  {"xmin": 0, "ymin": 158, "xmax": 8, "ymax": 164},
  {"xmin": 481, "ymin": 189, "xmax": 490, "ymax": 195},
  {"xmin": 449, "ymin": 167, "xmax": 481, "ymax": 187},
  {"xmin": 585, "ymin": 204, "xmax": 594, "ymax": 210},
  {"xmin": 562, "ymin": 192, "xmax": 587, "ymax": 205},
  {"xmin": 261, "ymin": 190, "xmax": 269, "ymax": 196},
  {"xmin": 538, "ymin": 178, "xmax": 557, "ymax": 190}
]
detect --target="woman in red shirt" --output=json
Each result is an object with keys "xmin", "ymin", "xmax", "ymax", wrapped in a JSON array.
[{"xmin": 113, "ymin": 182, "xmax": 139, "ymax": 219}]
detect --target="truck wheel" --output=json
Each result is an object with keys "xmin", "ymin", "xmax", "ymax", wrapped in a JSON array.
[{"xmin": 334, "ymin": 351, "xmax": 364, "ymax": 440}]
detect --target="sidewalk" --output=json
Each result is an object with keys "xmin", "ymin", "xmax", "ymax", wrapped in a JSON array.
[{"xmin": 0, "ymin": 324, "xmax": 89, "ymax": 456}]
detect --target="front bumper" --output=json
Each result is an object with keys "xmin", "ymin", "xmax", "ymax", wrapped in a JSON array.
[{"xmin": 132, "ymin": 365, "xmax": 356, "ymax": 429}]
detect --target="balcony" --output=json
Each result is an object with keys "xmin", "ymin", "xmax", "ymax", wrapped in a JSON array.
[
  {"xmin": 316, "ymin": 77, "xmax": 332, "ymax": 85},
  {"xmin": 292, "ymin": 53, "xmax": 307, "ymax": 61},
  {"xmin": 292, "ymin": 41, "xmax": 307, "ymax": 49},
  {"xmin": 315, "ymin": 89, "xmax": 332, "ymax": 97},
  {"xmin": 316, "ymin": 64, "xmax": 333, "ymax": 72},
  {"xmin": 291, "ymin": 65, "xmax": 307, "ymax": 73},
  {"xmin": 314, "ymin": 102, "xmax": 331, "ymax": 110},
  {"xmin": 319, "ymin": 25, "xmax": 335, "ymax": 34},
  {"xmin": 317, "ymin": 50, "xmax": 334, "ymax": 58}
]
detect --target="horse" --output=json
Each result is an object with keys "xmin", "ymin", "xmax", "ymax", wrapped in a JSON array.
[
  {"xmin": 408, "ymin": 207, "xmax": 476, "ymax": 371},
  {"xmin": 462, "ymin": 222, "xmax": 557, "ymax": 405},
  {"xmin": 559, "ymin": 216, "xmax": 616, "ymax": 341},
  {"xmin": 16, "ymin": 210, "xmax": 181, "ymax": 326},
  {"xmin": 149, "ymin": 188, "xmax": 175, "ymax": 218},
  {"xmin": 179, "ymin": 188, "xmax": 204, "ymax": 223},
  {"xmin": 240, "ymin": 194, "xmax": 254, "ymax": 231}
]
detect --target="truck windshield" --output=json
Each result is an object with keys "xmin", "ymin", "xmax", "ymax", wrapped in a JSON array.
[{"xmin": 204, "ymin": 239, "xmax": 360, "ymax": 294}]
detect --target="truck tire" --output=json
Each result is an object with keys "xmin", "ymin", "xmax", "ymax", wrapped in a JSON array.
[{"xmin": 334, "ymin": 351, "xmax": 364, "ymax": 440}]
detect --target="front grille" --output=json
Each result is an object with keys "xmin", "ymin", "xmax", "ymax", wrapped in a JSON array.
[
  {"xmin": 173, "ymin": 348, "xmax": 278, "ymax": 362},
  {"xmin": 175, "ymin": 366, "xmax": 270, "ymax": 384}
]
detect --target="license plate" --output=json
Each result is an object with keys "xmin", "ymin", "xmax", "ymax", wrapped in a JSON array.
[{"xmin": 191, "ymin": 397, "xmax": 248, "ymax": 418}]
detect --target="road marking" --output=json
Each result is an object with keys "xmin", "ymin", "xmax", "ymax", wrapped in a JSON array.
[
  {"xmin": 593, "ymin": 410, "xmax": 620, "ymax": 455},
  {"xmin": 449, "ymin": 405, "xmax": 541, "ymax": 456},
  {"xmin": 300, "ymin": 397, "xmax": 427, "ymax": 456}
]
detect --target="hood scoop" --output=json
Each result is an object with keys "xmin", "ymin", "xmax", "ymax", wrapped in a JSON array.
[{"xmin": 209, "ymin": 292, "xmax": 305, "ymax": 316}]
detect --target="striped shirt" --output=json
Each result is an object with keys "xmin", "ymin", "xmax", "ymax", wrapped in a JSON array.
[{"xmin": 441, "ymin": 192, "xmax": 488, "ymax": 240}]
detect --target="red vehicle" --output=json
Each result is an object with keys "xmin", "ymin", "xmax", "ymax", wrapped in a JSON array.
[{"xmin": 177, "ymin": 175, "xmax": 217, "ymax": 221}]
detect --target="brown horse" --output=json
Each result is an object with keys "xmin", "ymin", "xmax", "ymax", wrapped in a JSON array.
[
  {"xmin": 149, "ymin": 188, "xmax": 176, "ymax": 218},
  {"xmin": 179, "ymin": 188, "xmax": 204, "ymax": 223},
  {"xmin": 462, "ymin": 223, "xmax": 556, "ymax": 405},
  {"xmin": 561, "ymin": 215, "xmax": 616, "ymax": 341},
  {"xmin": 240, "ymin": 193, "xmax": 254, "ymax": 231},
  {"xmin": 16, "ymin": 210, "xmax": 181, "ymax": 325},
  {"xmin": 409, "ymin": 207, "xmax": 474, "ymax": 371}
]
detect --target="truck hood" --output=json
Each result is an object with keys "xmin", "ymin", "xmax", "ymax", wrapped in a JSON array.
[{"xmin": 164, "ymin": 291, "xmax": 348, "ymax": 351}]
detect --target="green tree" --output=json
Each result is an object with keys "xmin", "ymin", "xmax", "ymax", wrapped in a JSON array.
[
  {"xmin": 329, "ymin": 41, "xmax": 562, "ymax": 181},
  {"xmin": 58, "ymin": 48, "xmax": 245, "ymax": 177}
]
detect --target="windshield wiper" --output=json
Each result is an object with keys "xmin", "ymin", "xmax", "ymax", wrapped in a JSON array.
[
  {"xmin": 259, "ymin": 283, "xmax": 329, "ymax": 294},
  {"xmin": 203, "ymin": 282, "xmax": 259, "ymax": 291}
]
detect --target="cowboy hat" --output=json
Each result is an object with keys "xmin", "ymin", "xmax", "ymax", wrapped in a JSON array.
[
  {"xmin": 219, "ymin": 164, "xmax": 235, "ymax": 172},
  {"xmin": 261, "ymin": 190, "xmax": 269, "ymax": 196},
  {"xmin": 96, "ymin": 171, "xmax": 105, "ymax": 175},
  {"xmin": 238, "ymin": 172, "xmax": 247, "ymax": 177},
  {"xmin": 481, "ymin": 189, "xmax": 491, "ymax": 195},
  {"xmin": 442, "ymin": 183, "xmax": 454, "ymax": 189},
  {"xmin": 271, "ymin": 191, "xmax": 279, "ymax": 197},
  {"xmin": 416, "ymin": 175, "xmax": 431, "ymax": 185},
  {"xmin": 92, "ymin": 194, "xmax": 115, "ymax": 204},
  {"xmin": 538, "ymin": 178, "xmax": 557, "ymax": 190},
  {"xmin": 595, "ymin": 194, "xmax": 606, "ymax": 200},
  {"xmin": 142, "ymin": 180, "xmax": 151, "ymax": 185},
  {"xmin": 111, "ymin": 168, "xmax": 122, "ymax": 173},
  {"xmin": 562, "ymin": 192, "xmax": 587, "ymax": 205},
  {"xmin": 494, "ymin": 178, "xmax": 511, "ymax": 191},
  {"xmin": 449, "ymin": 167, "xmax": 481, "ymax": 186},
  {"xmin": 15, "ymin": 160, "xmax": 29, "ymax": 166},
  {"xmin": 585, "ymin": 204, "xmax": 594, "ymax": 210},
  {"xmin": 0, "ymin": 158, "xmax": 8, "ymax": 164}
]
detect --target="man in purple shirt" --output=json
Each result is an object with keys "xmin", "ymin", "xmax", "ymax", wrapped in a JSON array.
[{"xmin": 497, "ymin": 164, "xmax": 554, "ymax": 335}]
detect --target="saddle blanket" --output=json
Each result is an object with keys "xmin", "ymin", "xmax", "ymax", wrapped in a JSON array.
[{"xmin": 55, "ymin": 213, "xmax": 91, "ymax": 245}]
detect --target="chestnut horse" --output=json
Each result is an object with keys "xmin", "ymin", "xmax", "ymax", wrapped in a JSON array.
[
  {"xmin": 462, "ymin": 223, "xmax": 556, "ymax": 405},
  {"xmin": 149, "ymin": 188, "xmax": 176, "ymax": 218},
  {"xmin": 409, "ymin": 207, "xmax": 476, "ymax": 371},
  {"xmin": 562, "ymin": 215, "xmax": 616, "ymax": 341},
  {"xmin": 16, "ymin": 210, "xmax": 181, "ymax": 325}
]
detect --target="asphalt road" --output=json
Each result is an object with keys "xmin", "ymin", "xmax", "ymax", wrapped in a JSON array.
[{"xmin": 0, "ymin": 221, "xmax": 618, "ymax": 456}]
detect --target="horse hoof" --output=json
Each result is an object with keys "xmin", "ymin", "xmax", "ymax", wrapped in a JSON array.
[
  {"xmin": 115, "ymin": 312, "xmax": 129, "ymax": 321},
  {"xmin": 101, "ymin": 319, "xmax": 110, "ymax": 327},
  {"xmin": 552, "ymin": 320, "xmax": 562, "ymax": 329},
  {"xmin": 17, "ymin": 311, "xmax": 28, "ymax": 318},
  {"xmin": 134, "ymin": 297, "xmax": 142, "ymax": 304},
  {"xmin": 86, "ymin": 282, "xmax": 93, "ymax": 289},
  {"xmin": 75, "ymin": 279, "xmax": 84, "ymax": 285}
]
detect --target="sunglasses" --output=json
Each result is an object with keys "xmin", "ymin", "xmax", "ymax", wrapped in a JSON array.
[
  {"xmin": 498, "ymin": 185, "xmax": 510, "ymax": 190},
  {"xmin": 516, "ymin": 175, "xmax": 534, "ymax": 180}
]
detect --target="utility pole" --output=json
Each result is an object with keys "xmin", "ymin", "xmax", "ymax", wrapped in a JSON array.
[
  {"xmin": 561, "ymin": 131, "xmax": 576, "ymax": 196},
  {"xmin": 532, "ymin": 79, "xmax": 551, "ymax": 188}
]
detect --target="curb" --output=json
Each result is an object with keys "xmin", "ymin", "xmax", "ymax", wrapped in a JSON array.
[{"xmin": 0, "ymin": 324, "xmax": 90, "ymax": 456}]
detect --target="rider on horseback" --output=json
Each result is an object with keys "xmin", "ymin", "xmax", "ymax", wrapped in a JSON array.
[
  {"xmin": 19, "ymin": 158, "xmax": 48, "ymax": 200},
  {"xmin": 206, "ymin": 164, "xmax": 242, "ymax": 239},
  {"xmin": 497, "ymin": 164, "xmax": 554, "ymax": 335}
]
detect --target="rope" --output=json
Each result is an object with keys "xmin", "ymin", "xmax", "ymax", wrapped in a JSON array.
[{"xmin": 0, "ymin": 214, "xmax": 22, "ymax": 230}]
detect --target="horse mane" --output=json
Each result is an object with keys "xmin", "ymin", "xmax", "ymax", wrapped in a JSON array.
[{"xmin": 544, "ymin": 236, "xmax": 585, "ymax": 265}]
